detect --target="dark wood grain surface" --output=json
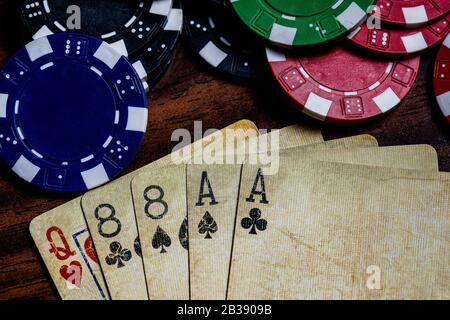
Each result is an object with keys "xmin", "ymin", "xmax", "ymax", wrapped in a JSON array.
[{"xmin": 1, "ymin": 0, "xmax": 449, "ymax": 300}]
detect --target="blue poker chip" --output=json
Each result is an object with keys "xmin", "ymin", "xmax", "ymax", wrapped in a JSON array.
[{"xmin": 0, "ymin": 33, "xmax": 148, "ymax": 192}]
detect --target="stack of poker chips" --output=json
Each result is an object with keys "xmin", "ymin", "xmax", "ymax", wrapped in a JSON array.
[
  {"xmin": 183, "ymin": 0, "xmax": 450, "ymax": 124},
  {"xmin": 20, "ymin": 0, "xmax": 184, "ymax": 90}
]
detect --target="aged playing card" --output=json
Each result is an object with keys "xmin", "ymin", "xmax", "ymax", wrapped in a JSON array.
[
  {"xmin": 129, "ymin": 124, "xmax": 324, "ymax": 299},
  {"xmin": 271, "ymin": 124, "xmax": 324, "ymax": 147},
  {"xmin": 228, "ymin": 152, "xmax": 448, "ymax": 299},
  {"xmin": 312, "ymin": 144, "xmax": 438, "ymax": 171},
  {"xmin": 131, "ymin": 165, "xmax": 189, "ymax": 300},
  {"xmin": 30, "ymin": 200, "xmax": 109, "ymax": 300},
  {"xmin": 188, "ymin": 142, "xmax": 437, "ymax": 300},
  {"xmin": 81, "ymin": 120, "xmax": 259, "ymax": 299}
]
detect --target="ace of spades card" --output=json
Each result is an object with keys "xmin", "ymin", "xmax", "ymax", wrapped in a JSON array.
[{"xmin": 187, "ymin": 164, "xmax": 242, "ymax": 300}]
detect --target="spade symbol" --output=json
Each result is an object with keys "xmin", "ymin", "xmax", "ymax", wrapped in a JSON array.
[
  {"xmin": 241, "ymin": 208, "xmax": 267, "ymax": 235},
  {"xmin": 198, "ymin": 211, "xmax": 218, "ymax": 239},
  {"xmin": 152, "ymin": 226, "xmax": 171, "ymax": 253},
  {"xmin": 134, "ymin": 237, "xmax": 142, "ymax": 258},
  {"xmin": 179, "ymin": 216, "xmax": 189, "ymax": 250}
]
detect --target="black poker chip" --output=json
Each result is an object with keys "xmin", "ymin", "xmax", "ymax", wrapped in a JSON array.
[
  {"xmin": 19, "ymin": 0, "xmax": 173, "ymax": 57},
  {"xmin": 183, "ymin": 0, "xmax": 264, "ymax": 80},
  {"xmin": 203, "ymin": 0, "xmax": 227, "ymax": 6},
  {"xmin": 148, "ymin": 57, "xmax": 173, "ymax": 88},
  {"xmin": 131, "ymin": 0, "xmax": 183, "ymax": 80}
]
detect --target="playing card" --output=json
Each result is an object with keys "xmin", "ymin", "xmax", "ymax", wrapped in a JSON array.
[
  {"xmin": 81, "ymin": 120, "xmax": 259, "ymax": 299},
  {"xmin": 228, "ymin": 152, "xmax": 448, "ymax": 299},
  {"xmin": 270, "ymin": 124, "xmax": 324, "ymax": 147},
  {"xmin": 30, "ymin": 200, "xmax": 109, "ymax": 300},
  {"xmin": 187, "ymin": 164, "xmax": 242, "ymax": 300},
  {"xmin": 131, "ymin": 165, "xmax": 189, "ymax": 300},
  {"xmin": 187, "ymin": 134, "xmax": 380, "ymax": 300},
  {"xmin": 306, "ymin": 144, "xmax": 439, "ymax": 171}
]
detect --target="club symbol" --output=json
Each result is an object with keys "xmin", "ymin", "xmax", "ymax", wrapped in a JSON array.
[
  {"xmin": 152, "ymin": 226, "xmax": 171, "ymax": 253},
  {"xmin": 241, "ymin": 208, "xmax": 267, "ymax": 235},
  {"xmin": 105, "ymin": 241, "xmax": 132, "ymax": 268},
  {"xmin": 198, "ymin": 211, "xmax": 218, "ymax": 239}
]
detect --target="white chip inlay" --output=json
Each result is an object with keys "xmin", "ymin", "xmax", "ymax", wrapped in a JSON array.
[
  {"xmin": 372, "ymin": 87, "xmax": 401, "ymax": 112},
  {"xmin": 0, "ymin": 93, "xmax": 8, "ymax": 118},
  {"xmin": 403, "ymin": 6, "xmax": 428, "ymax": 25},
  {"xmin": 12, "ymin": 156, "xmax": 40, "ymax": 183},
  {"xmin": 437, "ymin": 91, "xmax": 450, "ymax": 117},
  {"xmin": 270, "ymin": 23, "xmax": 296, "ymax": 46},
  {"xmin": 199, "ymin": 41, "xmax": 228, "ymax": 67},
  {"xmin": 401, "ymin": 32, "xmax": 428, "ymax": 53},
  {"xmin": 26, "ymin": 36, "xmax": 53, "ymax": 62},
  {"xmin": 336, "ymin": 2, "xmax": 366, "ymax": 30},
  {"xmin": 126, "ymin": 107, "xmax": 148, "ymax": 132},
  {"xmin": 304, "ymin": 92, "xmax": 332, "ymax": 119},
  {"xmin": 81, "ymin": 163, "xmax": 110, "ymax": 189},
  {"xmin": 94, "ymin": 42, "xmax": 122, "ymax": 69}
]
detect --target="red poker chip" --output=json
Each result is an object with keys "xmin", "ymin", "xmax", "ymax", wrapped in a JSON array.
[
  {"xmin": 266, "ymin": 46, "xmax": 420, "ymax": 124},
  {"xmin": 348, "ymin": 13, "xmax": 450, "ymax": 58},
  {"xmin": 434, "ymin": 33, "xmax": 450, "ymax": 122},
  {"xmin": 374, "ymin": 0, "xmax": 450, "ymax": 28}
]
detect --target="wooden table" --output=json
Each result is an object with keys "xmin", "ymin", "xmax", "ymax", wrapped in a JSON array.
[{"xmin": 0, "ymin": 0, "xmax": 449, "ymax": 299}]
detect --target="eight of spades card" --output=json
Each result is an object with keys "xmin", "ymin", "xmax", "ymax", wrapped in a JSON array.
[{"xmin": 131, "ymin": 165, "xmax": 190, "ymax": 300}]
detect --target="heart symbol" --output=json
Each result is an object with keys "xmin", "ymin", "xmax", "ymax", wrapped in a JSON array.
[
  {"xmin": 60, "ymin": 261, "xmax": 82, "ymax": 289},
  {"xmin": 84, "ymin": 237, "xmax": 98, "ymax": 264}
]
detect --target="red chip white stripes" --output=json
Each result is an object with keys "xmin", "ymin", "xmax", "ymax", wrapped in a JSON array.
[
  {"xmin": 266, "ymin": 46, "xmax": 420, "ymax": 124},
  {"xmin": 434, "ymin": 33, "xmax": 450, "ymax": 122},
  {"xmin": 374, "ymin": 0, "xmax": 450, "ymax": 28}
]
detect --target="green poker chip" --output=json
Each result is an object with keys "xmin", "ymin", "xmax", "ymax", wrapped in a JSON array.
[{"xmin": 230, "ymin": 0, "xmax": 376, "ymax": 47}]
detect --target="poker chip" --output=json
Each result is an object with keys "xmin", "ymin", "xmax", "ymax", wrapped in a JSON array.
[
  {"xmin": 230, "ymin": 0, "xmax": 376, "ymax": 47},
  {"xmin": 147, "ymin": 56, "xmax": 173, "ymax": 88},
  {"xmin": 0, "ymin": 33, "xmax": 148, "ymax": 192},
  {"xmin": 374, "ymin": 0, "xmax": 450, "ymax": 28},
  {"xmin": 20, "ymin": 0, "xmax": 173, "ymax": 57},
  {"xmin": 434, "ymin": 33, "xmax": 450, "ymax": 122},
  {"xmin": 348, "ymin": 13, "xmax": 450, "ymax": 58},
  {"xmin": 184, "ymin": 1, "xmax": 264, "ymax": 79},
  {"xmin": 202, "ymin": 0, "xmax": 227, "ymax": 6},
  {"xmin": 266, "ymin": 46, "xmax": 420, "ymax": 124},
  {"xmin": 131, "ymin": 0, "xmax": 183, "ymax": 80}
]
